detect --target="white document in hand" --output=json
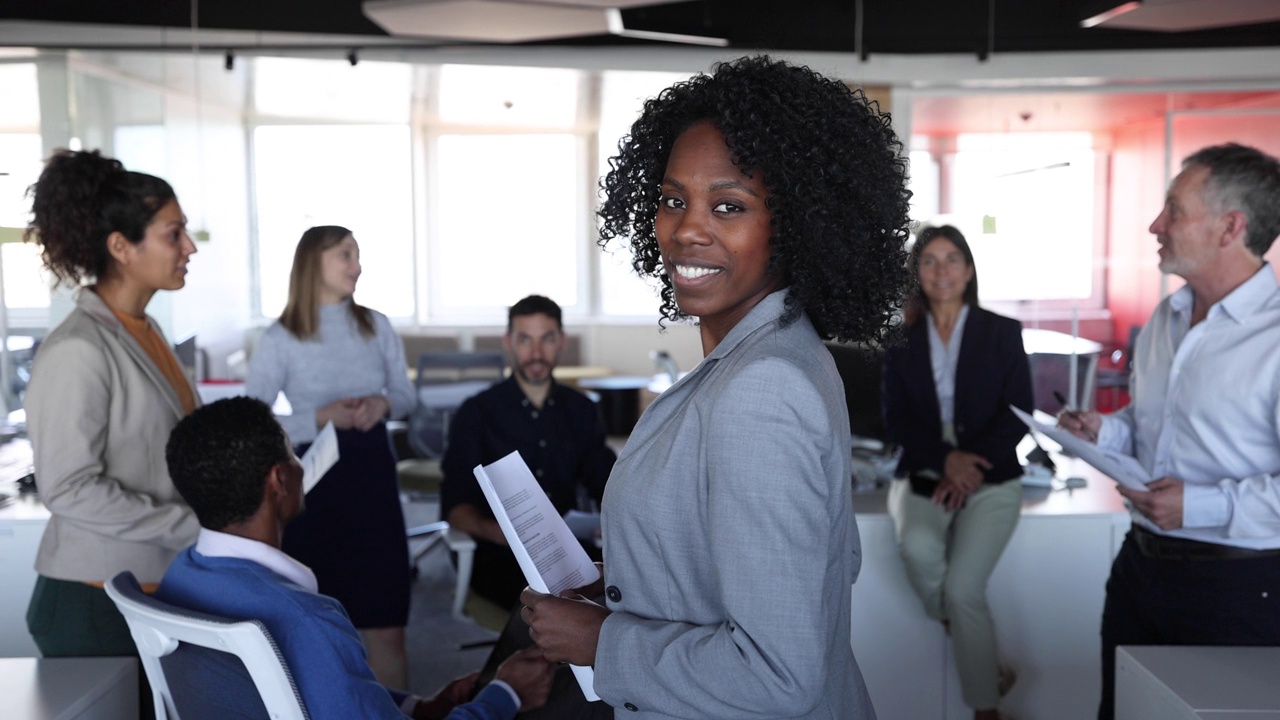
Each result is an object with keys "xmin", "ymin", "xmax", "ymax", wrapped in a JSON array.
[
  {"xmin": 473, "ymin": 451, "xmax": 601, "ymax": 702},
  {"xmin": 1011, "ymin": 406, "xmax": 1150, "ymax": 492},
  {"xmin": 300, "ymin": 421, "xmax": 340, "ymax": 494}
]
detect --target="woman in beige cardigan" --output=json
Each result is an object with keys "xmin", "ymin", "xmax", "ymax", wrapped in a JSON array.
[{"xmin": 23, "ymin": 149, "xmax": 201, "ymax": 657}]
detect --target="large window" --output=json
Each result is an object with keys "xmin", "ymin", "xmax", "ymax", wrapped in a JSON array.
[
  {"xmin": 594, "ymin": 70, "xmax": 687, "ymax": 318},
  {"xmin": 431, "ymin": 133, "xmax": 581, "ymax": 314},
  {"xmin": 0, "ymin": 63, "xmax": 49, "ymax": 319},
  {"xmin": 250, "ymin": 58, "xmax": 415, "ymax": 320},
  {"xmin": 915, "ymin": 132, "xmax": 1101, "ymax": 306},
  {"xmin": 245, "ymin": 59, "xmax": 703, "ymax": 325},
  {"xmin": 252, "ymin": 124, "xmax": 415, "ymax": 319},
  {"xmin": 0, "ymin": 132, "xmax": 47, "ymax": 313},
  {"xmin": 425, "ymin": 64, "xmax": 587, "ymax": 322}
]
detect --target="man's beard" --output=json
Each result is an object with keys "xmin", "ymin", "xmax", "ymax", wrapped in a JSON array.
[{"xmin": 516, "ymin": 361, "xmax": 552, "ymax": 385}]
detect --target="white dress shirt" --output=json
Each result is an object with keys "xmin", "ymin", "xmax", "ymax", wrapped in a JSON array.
[
  {"xmin": 927, "ymin": 303, "xmax": 970, "ymax": 441},
  {"xmin": 195, "ymin": 528, "xmax": 319, "ymax": 590},
  {"xmin": 1098, "ymin": 265, "xmax": 1280, "ymax": 548}
]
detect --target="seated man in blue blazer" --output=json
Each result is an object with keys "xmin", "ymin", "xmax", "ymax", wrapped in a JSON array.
[{"xmin": 157, "ymin": 396, "xmax": 554, "ymax": 720}]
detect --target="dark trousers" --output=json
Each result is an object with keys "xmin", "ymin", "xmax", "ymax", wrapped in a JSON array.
[
  {"xmin": 27, "ymin": 575, "xmax": 136, "ymax": 657},
  {"xmin": 1099, "ymin": 532, "xmax": 1280, "ymax": 720},
  {"xmin": 481, "ymin": 607, "xmax": 613, "ymax": 720},
  {"xmin": 27, "ymin": 575, "xmax": 155, "ymax": 717}
]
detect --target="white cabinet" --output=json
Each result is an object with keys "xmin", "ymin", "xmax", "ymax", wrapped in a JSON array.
[
  {"xmin": 851, "ymin": 474, "xmax": 1130, "ymax": 719},
  {"xmin": 0, "ymin": 494, "xmax": 49, "ymax": 657},
  {"xmin": 1116, "ymin": 646, "xmax": 1280, "ymax": 720},
  {"xmin": 1, "ymin": 657, "xmax": 138, "ymax": 719}
]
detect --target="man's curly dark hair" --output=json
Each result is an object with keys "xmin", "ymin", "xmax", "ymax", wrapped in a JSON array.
[
  {"xmin": 598, "ymin": 55, "xmax": 911, "ymax": 344},
  {"xmin": 167, "ymin": 397, "xmax": 291, "ymax": 531}
]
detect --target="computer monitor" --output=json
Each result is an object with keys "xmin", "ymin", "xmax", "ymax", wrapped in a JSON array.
[
  {"xmin": 173, "ymin": 334, "xmax": 198, "ymax": 381},
  {"xmin": 824, "ymin": 342, "xmax": 887, "ymax": 442}
]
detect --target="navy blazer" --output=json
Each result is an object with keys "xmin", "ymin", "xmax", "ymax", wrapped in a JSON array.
[{"xmin": 882, "ymin": 306, "xmax": 1034, "ymax": 484}]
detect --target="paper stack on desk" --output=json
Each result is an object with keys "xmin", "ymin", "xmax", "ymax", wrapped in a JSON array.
[
  {"xmin": 474, "ymin": 451, "xmax": 601, "ymax": 702},
  {"xmin": 1011, "ymin": 406, "xmax": 1150, "ymax": 492}
]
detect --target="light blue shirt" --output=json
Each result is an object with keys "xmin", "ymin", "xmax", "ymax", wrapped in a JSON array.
[
  {"xmin": 927, "ymin": 304, "xmax": 969, "ymax": 436},
  {"xmin": 1099, "ymin": 265, "xmax": 1280, "ymax": 548}
]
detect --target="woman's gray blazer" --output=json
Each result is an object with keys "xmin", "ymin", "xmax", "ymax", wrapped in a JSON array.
[
  {"xmin": 594, "ymin": 290, "xmax": 876, "ymax": 719},
  {"xmin": 26, "ymin": 289, "xmax": 199, "ymax": 584}
]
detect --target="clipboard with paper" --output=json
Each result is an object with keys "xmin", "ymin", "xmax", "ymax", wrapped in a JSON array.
[
  {"xmin": 1011, "ymin": 406, "xmax": 1151, "ymax": 492},
  {"xmin": 473, "ymin": 451, "xmax": 602, "ymax": 701}
]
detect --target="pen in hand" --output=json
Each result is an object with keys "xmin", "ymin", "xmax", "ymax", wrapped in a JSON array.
[
  {"xmin": 1054, "ymin": 390, "xmax": 1097, "ymax": 443},
  {"xmin": 1053, "ymin": 390, "xmax": 1071, "ymax": 410}
]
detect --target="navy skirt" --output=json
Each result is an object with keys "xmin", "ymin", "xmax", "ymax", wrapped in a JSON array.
[{"xmin": 284, "ymin": 422, "xmax": 410, "ymax": 628}]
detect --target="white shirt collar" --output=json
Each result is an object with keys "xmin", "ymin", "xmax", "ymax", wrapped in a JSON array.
[
  {"xmin": 1170, "ymin": 263, "xmax": 1277, "ymax": 324},
  {"xmin": 194, "ymin": 528, "xmax": 318, "ymax": 593}
]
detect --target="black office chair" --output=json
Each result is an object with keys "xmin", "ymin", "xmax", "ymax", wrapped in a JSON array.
[
  {"xmin": 824, "ymin": 342, "xmax": 887, "ymax": 442},
  {"xmin": 406, "ymin": 352, "xmax": 506, "ymax": 460}
]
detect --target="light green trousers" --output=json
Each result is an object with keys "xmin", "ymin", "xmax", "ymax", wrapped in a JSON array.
[{"xmin": 888, "ymin": 477, "xmax": 1022, "ymax": 710}]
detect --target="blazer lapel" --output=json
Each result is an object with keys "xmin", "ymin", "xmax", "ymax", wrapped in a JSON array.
[
  {"xmin": 908, "ymin": 321, "xmax": 941, "ymax": 417},
  {"xmin": 120, "ymin": 321, "xmax": 187, "ymax": 419},
  {"xmin": 953, "ymin": 308, "xmax": 989, "ymax": 429},
  {"xmin": 78, "ymin": 290, "xmax": 187, "ymax": 420}
]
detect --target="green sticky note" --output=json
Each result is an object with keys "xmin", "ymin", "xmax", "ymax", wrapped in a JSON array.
[
  {"xmin": 193, "ymin": 229, "xmax": 211, "ymax": 243},
  {"xmin": 982, "ymin": 215, "xmax": 997, "ymax": 234}
]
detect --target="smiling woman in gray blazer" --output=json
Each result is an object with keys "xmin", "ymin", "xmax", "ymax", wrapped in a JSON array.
[
  {"xmin": 520, "ymin": 56, "xmax": 911, "ymax": 719},
  {"xmin": 22, "ymin": 149, "xmax": 200, "ymax": 658}
]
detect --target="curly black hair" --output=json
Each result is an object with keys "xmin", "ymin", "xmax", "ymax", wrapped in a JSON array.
[
  {"xmin": 598, "ymin": 55, "xmax": 911, "ymax": 343},
  {"xmin": 24, "ymin": 149, "xmax": 176, "ymax": 287},
  {"xmin": 166, "ymin": 397, "xmax": 291, "ymax": 531}
]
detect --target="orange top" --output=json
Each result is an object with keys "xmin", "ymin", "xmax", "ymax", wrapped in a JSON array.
[
  {"xmin": 85, "ymin": 579, "xmax": 159, "ymax": 593},
  {"xmin": 109, "ymin": 307, "xmax": 197, "ymax": 416}
]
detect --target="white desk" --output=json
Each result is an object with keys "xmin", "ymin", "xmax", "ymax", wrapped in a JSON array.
[
  {"xmin": 0, "ymin": 439, "xmax": 46, "ymax": 658},
  {"xmin": 0, "ymin": 657, "xmax": 139, "ymax": 720},
  {"xmin": 1116, "ymin": 646, "xmax": 1280, "ymax": 720},
  {"xmin": 1023, "ymin": 327, "xmax": 1104, "ymax": 412},
  {"xmin": 851, "ymin": 454, "xmax": 1131, "ymax": 720}
]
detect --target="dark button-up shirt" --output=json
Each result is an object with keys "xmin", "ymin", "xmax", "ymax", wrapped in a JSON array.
[{"xmin": 440, "ymin": 376, "xmax": 616, "ymax": 522}]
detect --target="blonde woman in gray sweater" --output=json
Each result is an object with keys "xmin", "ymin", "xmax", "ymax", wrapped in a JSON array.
[{"xmin": 247, "ymin": 225, "xmax": 416, "ymax": 690}]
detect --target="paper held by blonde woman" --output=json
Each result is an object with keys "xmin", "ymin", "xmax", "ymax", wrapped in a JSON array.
[{"xmin": 474, "ymin": 451, "xmax": 601, "ymax": 702}]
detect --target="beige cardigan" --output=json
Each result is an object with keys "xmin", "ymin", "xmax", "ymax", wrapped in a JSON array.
[{"xmin": 26, "ymin": 289, "xmax": 200, "ymax": 584}]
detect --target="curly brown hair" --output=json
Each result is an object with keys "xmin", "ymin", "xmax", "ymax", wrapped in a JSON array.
[{"xmin": 24, "ymin": 149, "xmax": 176, "ymax": 287}]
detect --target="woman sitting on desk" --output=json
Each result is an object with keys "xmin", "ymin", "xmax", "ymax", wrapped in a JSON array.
[
  {"xmin": 882, "ymin": 224, "xmax": 1034, "ymax": 720},
  {"xmin": 518, "ymin": 55, "xmax": 911, "ymax": 719}
]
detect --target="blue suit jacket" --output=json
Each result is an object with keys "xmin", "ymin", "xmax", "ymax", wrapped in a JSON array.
[
  {"xmin": 158, "ymin": 547, "xmax": 517, "ymax": 720},
  {"xmin": 882, "ymin": 306, "xmax": 1034, "ymax": 484}
]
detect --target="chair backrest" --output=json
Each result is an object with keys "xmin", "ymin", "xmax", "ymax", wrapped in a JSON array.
[
  {"xmin": 407, "ymin": 352, "xmax": 506, "ymax": 459},
  {"xmin": 824, "ymin": 342, "xmax": 887, "ymax": 442},
  {"xmin": 105, "ymin": 571, "xmax": 309, "ymax": 720},
  {"xmin": 415, "ymin": 351, "xmax": 506, "ymax": 387}
]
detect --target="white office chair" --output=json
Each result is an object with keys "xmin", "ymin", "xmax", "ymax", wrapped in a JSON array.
[
  {"xmin": 404, "ymin": 520, "xmax": 477, "ymax": 620},
  {"xmin": 105, "ymin": 571, "xmax": 309, "ymax": 720}
]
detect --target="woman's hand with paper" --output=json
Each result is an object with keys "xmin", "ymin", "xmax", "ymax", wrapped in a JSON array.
[{"xmin": 520, "ymin": 587, "xmax": 611, "ymax": 667}]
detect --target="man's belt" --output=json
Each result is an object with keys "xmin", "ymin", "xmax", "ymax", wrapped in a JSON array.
[{"xmin": 1132, "ymin": 525, "xmax": 1280, "ymax": 561}]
